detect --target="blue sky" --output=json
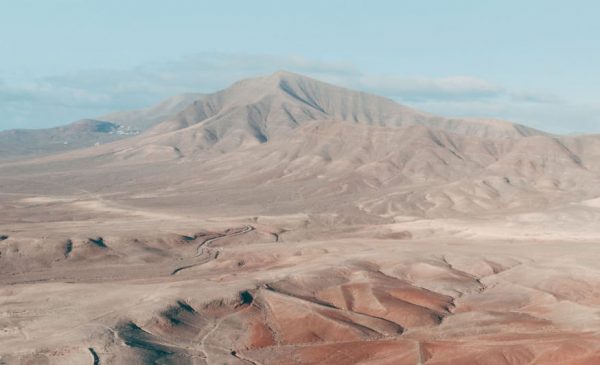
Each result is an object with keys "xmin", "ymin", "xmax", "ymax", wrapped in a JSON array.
[{"xmin": 1, "ymin": 0, "xmax": 599, "ymax": 133}]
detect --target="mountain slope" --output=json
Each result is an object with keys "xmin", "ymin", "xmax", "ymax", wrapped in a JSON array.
[
  {"xmin": 146, "ymin": 121, "xmax": 597, "ymax": 218},
  {"xmin": 148, "ymin": 71, "xmax": 544, "ymax": 148},
  {"xmin": 0, "ymin": 93, "xmax": 203, "ymax": 160},
  {"xmin": 99, "ymin": 92, "xmax": 204, "ymax": 131},
  {"xmin": 0, "ymin": 119, "xmax": 128, "ymax": 160},
  {"xmin": 101, "ymin": 71, "xmax": 542, "ymax": 161},
  {"xmin": 2, "ymin": 120, "xmax": 597, "ymax": 221},
  {"xmin": 4, "ymin": 73, "xmax": 600, "ymax": 365},
  {"xmin": 0, "ymin": 71, "xmax": 543, "ymax": 161},
  {"xmin": 2, "ymin": 71, "xmax": 591, "ymax": 220}
]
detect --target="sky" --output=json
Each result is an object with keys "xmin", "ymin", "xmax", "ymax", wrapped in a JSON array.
[{"xmin": 1, "ymin": 0, "xmax": 599, "ymax": 133}]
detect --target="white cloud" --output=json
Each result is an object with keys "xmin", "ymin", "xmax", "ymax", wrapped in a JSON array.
[
  {"xmin": 406, "ymin": 99, "xmax": 600, "ymax": 134},
  {"xmin": 354, "ymin": 75, "xmax": 505, "ymax": 101}
]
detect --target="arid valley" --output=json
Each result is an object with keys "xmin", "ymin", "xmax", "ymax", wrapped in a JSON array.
[{"xmin": 3, "ymin": 72, "xmax": 600, "ymax": 365}]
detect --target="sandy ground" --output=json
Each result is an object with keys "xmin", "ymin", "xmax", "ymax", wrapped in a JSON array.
[{"xmin": 2, "ymin": 192, "xmax": 600, "ymax": 365}]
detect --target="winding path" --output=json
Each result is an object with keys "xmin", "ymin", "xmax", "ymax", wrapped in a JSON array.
[
  {"xmin": 195, "ymin": 225, "xmax": 254, "ymax": 256},
  {"xmin": 170, "ymin": 225, "xmax": 254, "ymax": 276}
]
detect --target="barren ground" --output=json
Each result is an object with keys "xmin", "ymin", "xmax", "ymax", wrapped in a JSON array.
[
  {"xmin": 2, "ymin": 72, "xmax": 600, "ymax": 364},
  {"xmin": 2, "ymin": 190, "xmax": 600, "ymax": 365}
]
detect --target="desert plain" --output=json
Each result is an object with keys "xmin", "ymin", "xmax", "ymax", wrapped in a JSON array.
[{"xmin": 2, "ymin": 72, "xmax": 600, "ymax": 364}]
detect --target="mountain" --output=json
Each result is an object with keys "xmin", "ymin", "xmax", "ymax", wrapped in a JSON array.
[
  {"xmin": 78, "ymin": 71, "xmax": 539, "ymax": 162},
  {"xmin": 0, "ymin": 119, "xmax": 126, "ymax": 159},
  {"xmin": 4, "ymin": 71, "xmax": 600, "ymax": 365},
  {"xmin": 0, "ymin": 72, "xmax": 543, "ymax": 161},
  {"xmin": 0, "ymin": 93, "xmax": 203, "ymax": 160},
  {"xmin": 1, "ymin": 72, "xmax": 598, "ymax": 221},
  {"xmin": 99, "ymin": 92, "xmax": 204, "ymax": 131},
  {"xmin": 149, "ymin": 71, "xmax": 544, "ymax": 146},
  {"xmin": 1, "ymin": 71, "xmax": 595, "ymax": 220}
]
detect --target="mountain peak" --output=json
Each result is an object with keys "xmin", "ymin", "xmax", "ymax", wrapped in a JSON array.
[
  {"xmin": 269, "ymin": 69, "xmax": 303, "ymax": 79},
  {"xmin": 148, "ymin": 71, "xmax": 545, "ymax": 141},
  {"xmin": 227, "ymin": 69, "xmax": 309, "ymax": 93}
]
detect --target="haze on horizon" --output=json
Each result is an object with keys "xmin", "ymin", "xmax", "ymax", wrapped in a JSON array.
[{"xmin": 1, "ymin": 0, "xmax": 599, "ymax": 134}]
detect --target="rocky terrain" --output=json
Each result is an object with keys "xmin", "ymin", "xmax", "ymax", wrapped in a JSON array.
[{"xmin": 2, "ymin": 72, "xmax": 600, "ymax": 364}]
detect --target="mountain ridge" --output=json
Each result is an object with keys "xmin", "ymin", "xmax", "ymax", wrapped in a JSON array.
[
  {"xmin": 0, "ymin": 93, "xmax": 203, "ymax": 160},
  {"xmin": 149, "ymin": 71, "xmax": 545, "ymax": 140},
  {"xmin": 0, "ymin": 71, "xmax": 548, "ymax": 161},
  {"xmin": 3, "ymin": 71, "xmax": 597, "ymax": 220}
]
